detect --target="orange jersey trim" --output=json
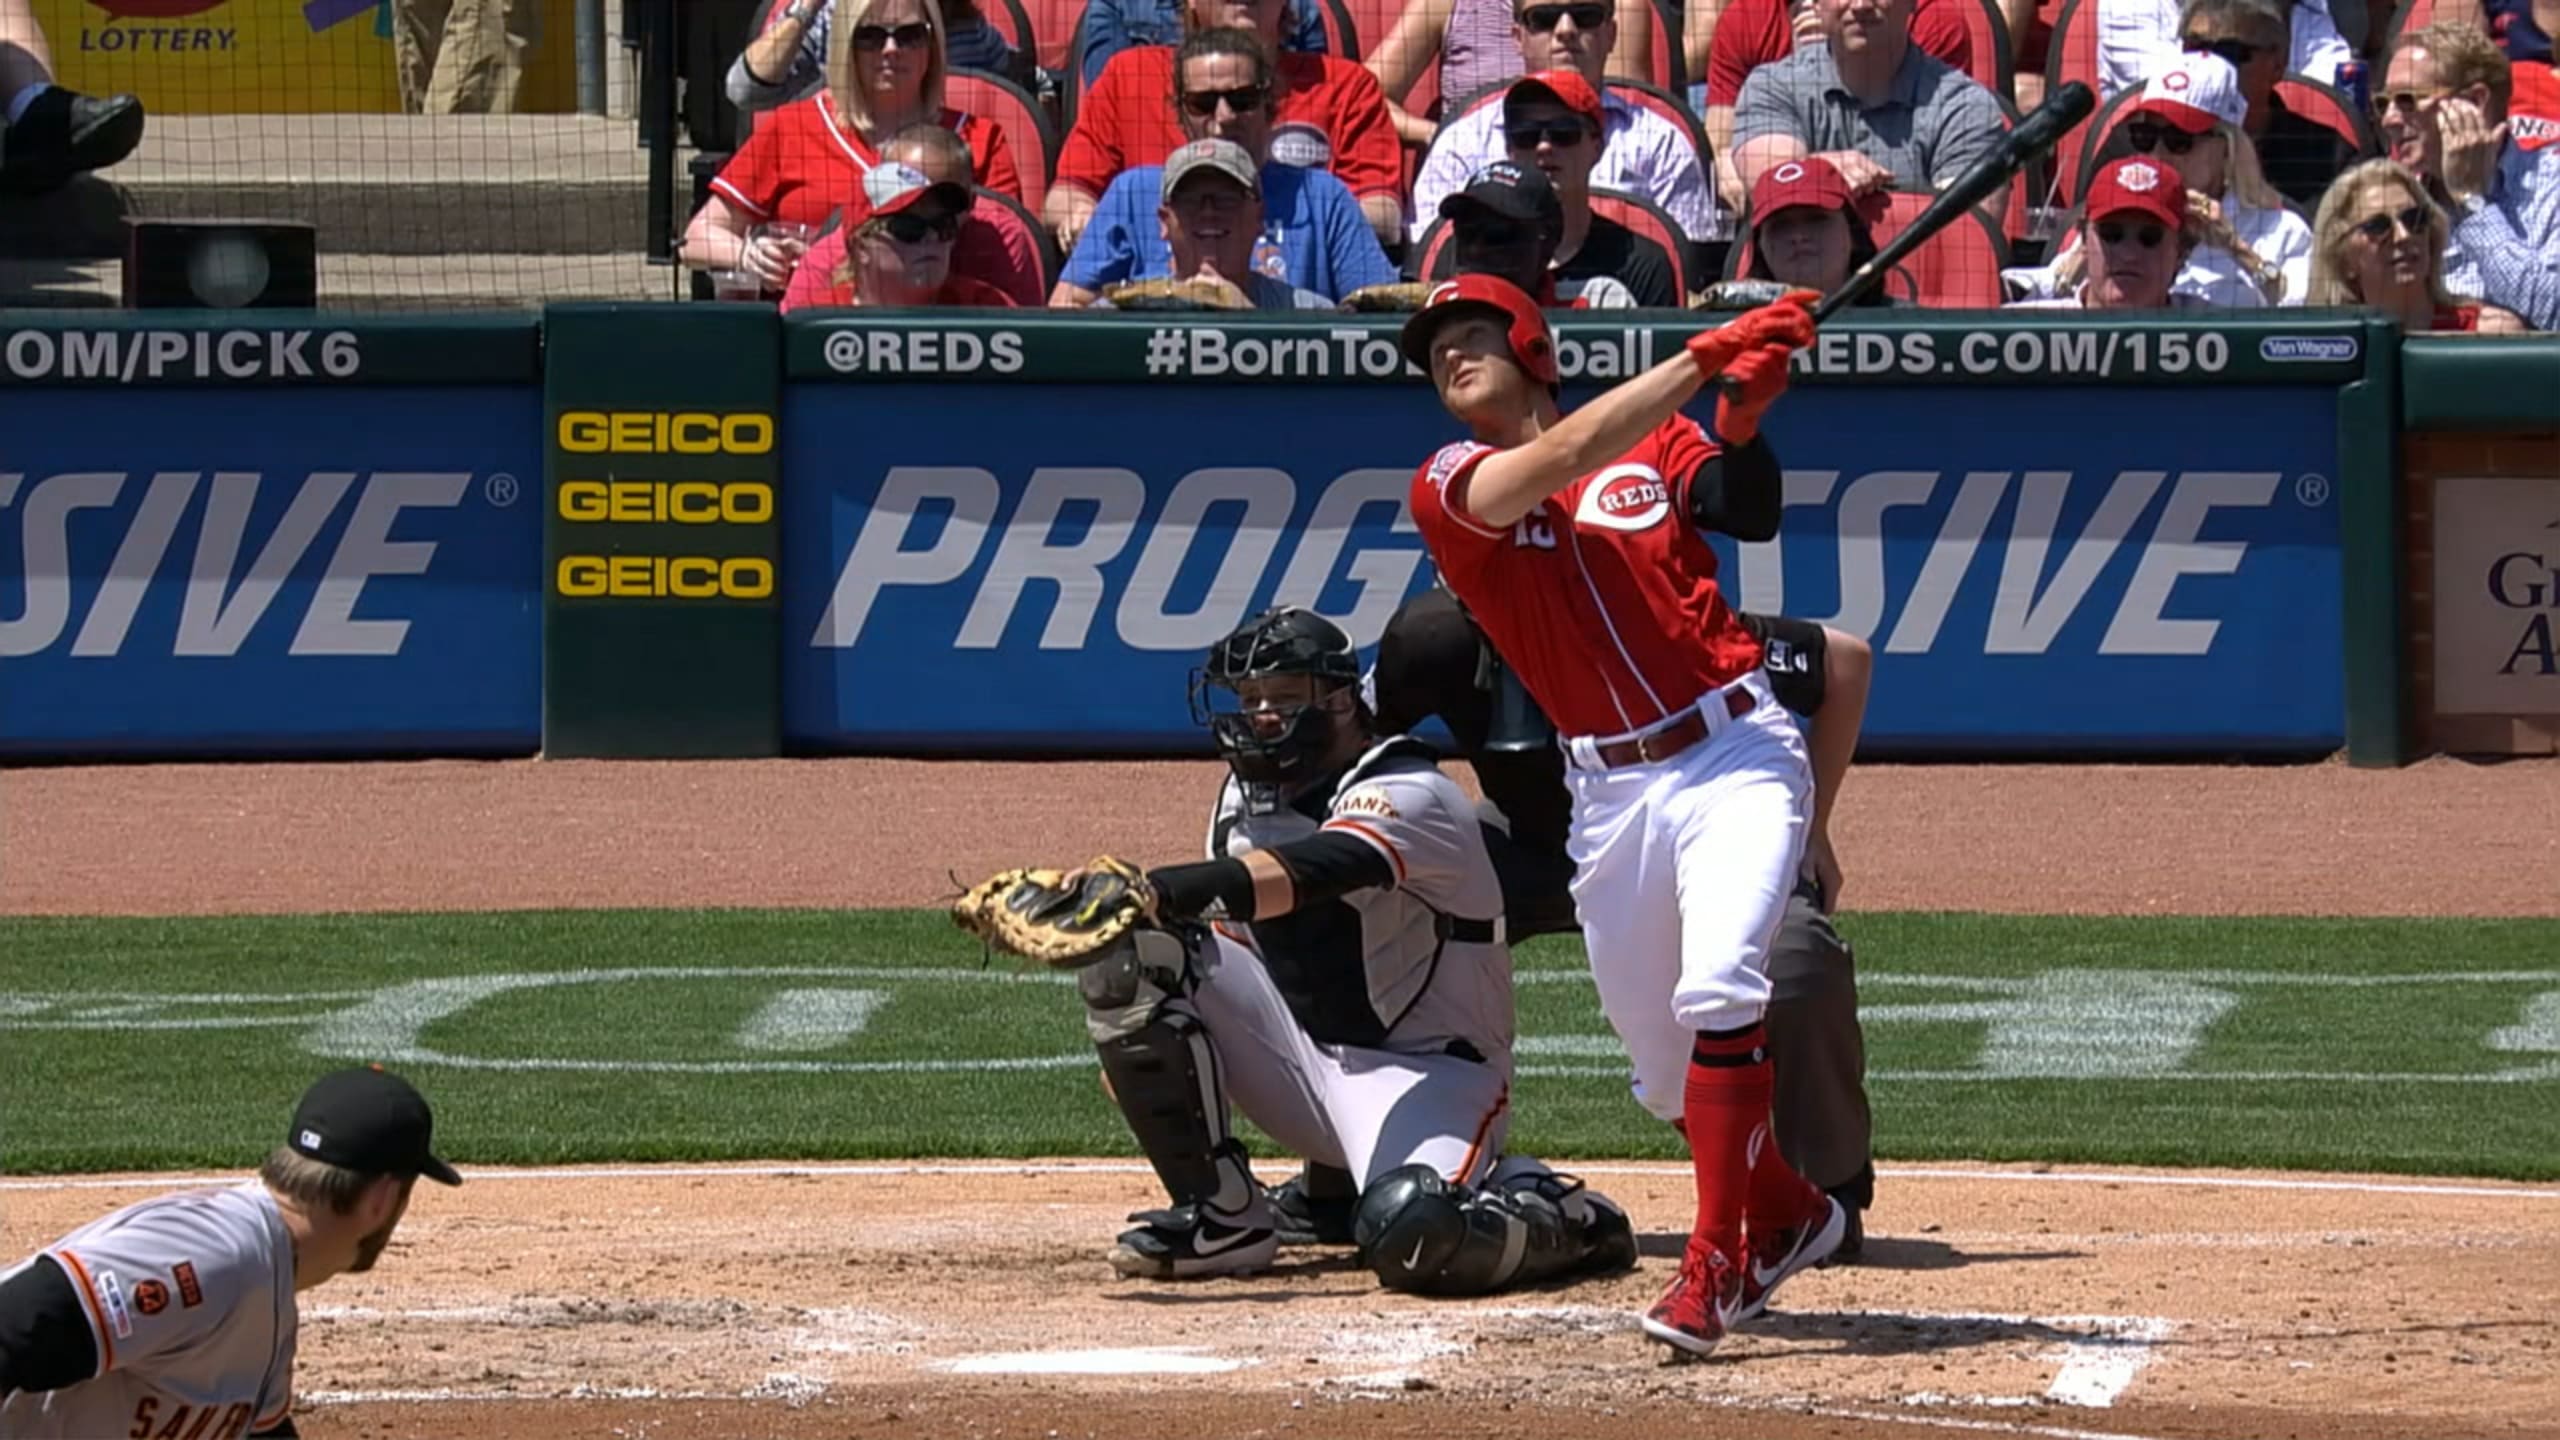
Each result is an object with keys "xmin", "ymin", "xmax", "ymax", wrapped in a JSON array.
[
  {"xmin": 1321, "ymin": 819, "xmax": 1407, "ymax": 884},
  {"xmin": 53, "ymin": 1248, "xmax": 114, "ymax": 1373},
  {"xmin": 1452, "ymin": 1083, "xmax": 1511, "ymax": 1184}
]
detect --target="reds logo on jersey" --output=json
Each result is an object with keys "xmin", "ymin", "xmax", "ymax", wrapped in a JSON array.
[{"xmin": 1575, "ymin": 465, "xmax": 1673, "ymax": 532}]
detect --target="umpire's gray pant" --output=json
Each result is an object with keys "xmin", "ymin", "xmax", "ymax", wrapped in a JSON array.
[{"xmin": 1765, "ymin": 884, "xmax": 1873, "ymax": 1205}]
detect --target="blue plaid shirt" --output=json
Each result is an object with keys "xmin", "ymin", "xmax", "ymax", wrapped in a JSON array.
[{"xmin": 2446, "ymin": 140, "xmax": 2560, "ymax": 331}]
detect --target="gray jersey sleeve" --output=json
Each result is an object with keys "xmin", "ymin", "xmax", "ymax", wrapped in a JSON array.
[{"xmin": 1321, "ymin": 767, "xmax": 1503, "ymax": 924}]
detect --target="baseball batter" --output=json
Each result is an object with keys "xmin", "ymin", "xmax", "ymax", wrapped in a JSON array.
[
  {"xmin": 1398, "ymin": 275, "xmax": 1844, "ymax": 1356},
  {"xmin": 1363, "ymin": 588, "xmax": 1879, "ymax": 1255},
  {"xmin": 1064, "ymin": 606, "xmax": 1637, "ymax": 1296},
  {"xmin": 0, "ymin": 1067, "xmax": 460, "ymax": 1439}
]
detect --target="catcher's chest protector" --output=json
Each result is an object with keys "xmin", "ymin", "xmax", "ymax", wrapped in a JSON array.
[{"xmin": 1209, "ymin": 739, "xmax": 1515, "ymax": 1060}]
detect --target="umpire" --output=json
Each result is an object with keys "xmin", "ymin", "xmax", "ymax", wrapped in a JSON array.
[{"xmin": 1362, "ymin": 587, "xmax": 1878, "ymax": 1257}]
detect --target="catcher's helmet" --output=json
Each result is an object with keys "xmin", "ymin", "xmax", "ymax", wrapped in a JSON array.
[{"xmin": 1190, "ymin": 607, "xmax": 1363, "ymax": 792}]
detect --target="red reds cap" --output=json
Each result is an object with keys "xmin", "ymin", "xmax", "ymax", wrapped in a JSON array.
[
  {"xmin": 1748, "ymin": 157, "xmax": 1856, "ymax": 223},
  {"xmin": 2128, "ymin": 51, "xmax": 2247, "ymax": 135},
  {"xmin": 1399, "ymin": 273, "xmax": 1559, "ymax": 386},
  {"xmin": 2085, "ymin": 154, "xmax": 2186, "ymax": 232},
  {"xmin": 861, "ymin": 161, "xmax": 974, "ymax": 221},
  {"xmin": 1504, "ymin": 69, "xmax": 1605, "ymax": 134}
]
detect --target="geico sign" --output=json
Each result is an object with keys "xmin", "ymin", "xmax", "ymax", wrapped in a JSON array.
[
  {"xmin": 808, "ymin": 466, "xmax": 1423, "ymax": 652},
  {"xmin": 805, "ymin": 465, "xmax": 2298, "ymax": 659},
  {"xmin": 554, "ymin": 411, "xmax": 775, "ymax": 455},
  {"xmin": 557, "ymin": 480, "xmax": 774, "ymax": 524},
  {"xmin": 556, "ymin": 554, "xmax": 776, "ymax": 599}
]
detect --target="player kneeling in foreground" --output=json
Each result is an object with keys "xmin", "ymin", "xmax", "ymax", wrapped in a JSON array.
[{"xmin": 1043, "ymin": 607, "xmax": 1635, "ymax": 1295}]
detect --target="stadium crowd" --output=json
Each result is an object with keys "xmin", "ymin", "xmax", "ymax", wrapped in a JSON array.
[{"xmin": 672, "ymin": 0, "xmax": 2556, "ymax": 326}]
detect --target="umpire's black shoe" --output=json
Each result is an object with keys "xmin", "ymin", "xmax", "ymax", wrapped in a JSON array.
[
  {"xmin": 1267, "ymin": 1169, "xmax": 1359, "ymax": 1246},
  {"xmin": 2, "ymin": 87, "xmax": 147, "ymax": 193},
  {"xmin": 1820, "ymin": 1198, "xmax": 1866, "ymax": 1266}
]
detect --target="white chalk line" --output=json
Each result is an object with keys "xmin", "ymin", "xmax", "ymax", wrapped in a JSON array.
[{"xmin": 8, "ymin": 1159, "xmax": 2556, "ymax": 1198}]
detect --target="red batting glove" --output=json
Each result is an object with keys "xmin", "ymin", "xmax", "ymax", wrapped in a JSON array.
[
  {"xmin": 1713, "ymin": 341, "xmax": 1796, "ymax": 445},
  {"xmin": 1685, "ymin": 288, "xmax": 1819, "ymax": 380}
]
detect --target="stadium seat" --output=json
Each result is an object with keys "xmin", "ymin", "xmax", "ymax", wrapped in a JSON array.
[
  {"xmin": 2056, "ymin": 80, "xmax": 2144, "ymax": 208},
  {"xmin": 974, "ymin": 184, "xmax": 1066, "ymax": 291},
  {"xmin": 1591, "ymin": 184, "xmax": 1695, "ymax": 296},
  {"xmin": 2385, "ymin": 0, "xmax": 2447, "ymax": 45},
  {"xmin": 1953, "ymin": 0, "xmax": 2019, "ymax": 99},
  {"xmin": 1646, "ymin": 0, "xmax": 1688, "ymax": 94},
  {"xmin": 1314, "ymin": 0, "xmax": 1364, "ymax": 58},
  {"xmin": 979, "ymin": 0, "xmax": 1039, "ymax": 66},
  {"xmin": 1869, "ymin": 188, "xmax": 2011, "ymax": 305},
  {"xmin": 2274, "ymin": 73, "xmax": 2380, "ymax": 156},
  {"xmin": 2047, "ymin": 0, "xmax": 2104, "ymax": 103},
  {"xmin": 1023, "ymin": 0, "xmax": 1087, "ymax": 74},
  {"xmin": 949, "ymin": 69, "xmax": 1058, "ymax": 212}
]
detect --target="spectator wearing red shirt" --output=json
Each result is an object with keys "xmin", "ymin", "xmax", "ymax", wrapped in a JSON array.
[
  {"xmin": 681, "ymin": 0, "xmax": 1021, "ymax": 293},
  {"xmin": 2306, "ymin": 157, "xmax": 2526, "ymax": 331},
  {"xmin": 781, "ymin": 122, "xmax": 1046, "ymax": 311},
  {"xmin": 1694, "ymin": 0, "xmax": 1975, "ymax": 210},
  {"xmin": 1044, "ymin": 0, "xmax": 1405, "ymax": 251},
  {"xmin": 785, "ymin": 163, "xmax": 1022, "ymax": 307}
]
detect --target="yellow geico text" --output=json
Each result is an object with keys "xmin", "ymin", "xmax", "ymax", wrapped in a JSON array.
[
  {"xmin": 555, "ymin": 411, "xmax": 776, "ymax": 454},
  {"xmin": 555, "ymin": 555, "xmax": 776, "ymax": 600},
  {"xmin": 557, "ymin": 480, "xmax": 775, "ymax": 524}
]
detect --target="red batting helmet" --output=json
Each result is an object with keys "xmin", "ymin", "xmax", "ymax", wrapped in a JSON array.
[{"xmin": 1399, "ymin": 273, "xmax": 1559, "ymax": 387}]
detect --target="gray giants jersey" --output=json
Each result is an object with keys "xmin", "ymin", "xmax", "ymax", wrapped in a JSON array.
[
  {"xmin": 1209, "ymin": 737, "xmax": 1515, "ymax": 1061},
  {"xmin": 0, "ymin": 1182, "xmax": 296, "ymax": 1440}
]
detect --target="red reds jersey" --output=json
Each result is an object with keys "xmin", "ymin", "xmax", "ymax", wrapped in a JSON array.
[
  {"xmin": 2511, "ymin": 62, "xmax": 2560, "ymax": 151},
  {"xmin": 710, "ymin": 93, "xmax": 1024, "ymax": 229},
  {"xmin": 1407, "ymin": 417, "xmax": 1765, "ymax": 739}
]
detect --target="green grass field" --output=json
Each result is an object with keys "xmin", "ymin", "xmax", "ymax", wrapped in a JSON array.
[{"xmin": 4, "ymin": 910, "xmax": 2556, "ymax": 1180}]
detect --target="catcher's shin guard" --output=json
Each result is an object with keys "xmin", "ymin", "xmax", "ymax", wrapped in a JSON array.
[
  {"xmin": 1354, "ymin": 1160, "xmax": 1638, "ymax": 1297},
  {"xmin": 1081, "ymin": 930, "xmax": 1255, "ymax": 1214}
]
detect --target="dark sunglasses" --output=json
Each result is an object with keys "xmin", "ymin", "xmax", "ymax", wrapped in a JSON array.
[
  {"xmin": 1180, "ymin": 84, "xmax": 1269, "ymax": 116},
  {"xmin": 2122, "ymin": 121, "xmax": 2199, "ymax": 155},
  {"xmin": 853, "ymin": 21, "xmax": 933, "ymax": 50},
  {"xmin": 1459, "ymin": 218, "xmax": 1534, "ymax": 247},
  {"xmin": 2096, "ymin": 220, "xmax": 2169, "ymax": 249},
  {"xmin": 2181, "ymin": 35, "xmax": 2265, "ymax": 65},
  {"xmin": 1505, "ymin": 119, "xmax": 1589, "ymax": 148},
  {"xmin": 2354, "ymin": 203, "xmax": 2430, "ymax": 241},
  {"xmin": 881, "ymin": 211, "xmax": 959, "ymax": 243},
  {"xmin": 1518, "ymin": 2, "xmax": 1611, "ymax": 30}
]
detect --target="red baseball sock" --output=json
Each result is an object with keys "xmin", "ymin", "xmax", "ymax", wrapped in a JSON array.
[
  {"xmin": 1747, "ymin": 1110, "xmax": 1826, "ymax": 1238},
  {"xmin": 1683, "ymin": 1025, "xmax": 1774, "ymax": 1264}
]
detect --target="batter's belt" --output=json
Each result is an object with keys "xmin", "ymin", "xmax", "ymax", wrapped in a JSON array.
[{"xmin": 1570, "ymin": 687, "xmax": 1754, "ymax": 770}]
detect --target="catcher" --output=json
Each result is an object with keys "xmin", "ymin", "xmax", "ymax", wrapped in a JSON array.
[{"xmin": 955, "ymin": 606, "xmax": 1637, "ymax": 1294}]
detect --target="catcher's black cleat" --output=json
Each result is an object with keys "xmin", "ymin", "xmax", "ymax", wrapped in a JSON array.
[
  {"xmin": 1267, "ymin": 1169, "xmax": 1359, "ymax": 1247},
  {"xmin": 1108, "ymin": 1200, "xmax": 1277, "ymax": 1279}
]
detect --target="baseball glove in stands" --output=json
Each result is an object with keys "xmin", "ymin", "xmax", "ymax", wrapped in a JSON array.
[
  {"xmin": 950, "ymin": 856, "xmax": 1162, "ymax": 967},
  {"xmin": 1340, "ymin": 281, "xmax": 1433, "ymax": 312},
  {"xmin": 1102, "ymin": 276, "xmax": 1256, "ymax": 311}
]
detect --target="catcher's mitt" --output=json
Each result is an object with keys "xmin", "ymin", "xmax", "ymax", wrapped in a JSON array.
[
  {"xmin": 950, "ymin": 855, "xmax": 1162, "ymax": 967},
  {"xmin": 1339, "ymin": 281, "xmax": 1433, "ymax": 313},
  {"xmin": 1103, "ymin": 275, "xmax": 1255, "ymax": 312}
]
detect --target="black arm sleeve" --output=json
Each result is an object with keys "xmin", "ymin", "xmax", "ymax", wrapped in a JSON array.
[
  {"xmin": 1147, "ymin": 832, "xmax": 1396, "ymax": 924},
  {"xmin": 1734, "ymin": 611, "xmax": 1829, "ymax": 718},
  {"xmin": 1685, "ymin": 434, "xmax": 1783, "ymax": 541},
  {"xmin": 0, "ymin": 1255, "xmax": 101, "ymax": 1396}
]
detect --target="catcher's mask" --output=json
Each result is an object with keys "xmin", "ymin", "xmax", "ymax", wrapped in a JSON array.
[{"xmin": 1189, "ymin": 607, "xmax": 1365, "ymax": 793}]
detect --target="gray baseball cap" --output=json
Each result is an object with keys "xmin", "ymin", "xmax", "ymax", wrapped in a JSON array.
[{"xmin": 1162, "ymin": 138, "xmax": 1260, "ymax": 198}]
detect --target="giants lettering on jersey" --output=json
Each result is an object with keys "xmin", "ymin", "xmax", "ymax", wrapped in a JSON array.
[
  {"xmin": 1407, "ymin": 417, "xmax": 1764, "ymax": 738},
  {"xmin": 128, "ymin": 1398, "xmax": 253, "ymax": 1440}
]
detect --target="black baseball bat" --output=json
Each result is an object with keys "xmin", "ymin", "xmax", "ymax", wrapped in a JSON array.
[{"xmin": 1810, "ymin": 80, "xmax": 2096, "ymax": 322}]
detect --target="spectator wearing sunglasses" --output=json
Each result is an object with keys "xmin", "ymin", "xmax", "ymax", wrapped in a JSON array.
[
  {"xmin": 1085, "ymin": 138, "xmax": 1343, "ymax": 306},
  {"xmin": 781, "ymin": 163, "xmax": 1021, "ymax": 308},
  {"xmin": 2379, "ymin": 21, "xmax": 2560, "ymax": 328},
  {"xmin": 1049, "ymin": 0, "xmax": 1405, "ymax": 251},
  {"xmin": 1050, "ymin": 28, "xmax": 1400, "ymax": 303},
  {"xmin": 1409, "ymin": 0, "xmax": 1714, "ymax": 246},
  {"xmin": 2098, "ymin": 0, "xmax": 2350, "ymax": 101},
  {"xmin": 2009, "ymin": 155, "xmax": 2206, "ymax": 308},
  {"xmin": 1422, "ymin": 158, "xmax": 1640, "ymax": 302},
  {"xmin": 2162, "ymin": 0, "xmax": 2359, "ymax": 211},
  {"xmin": 727, "ymin": 0, "xmax": 1029, "ymax": 112},
  {"xmin": 2306, "ymin": 157, "xmax": 2528, "ymax": 329},
  {"xmin": 1367, "ymin": 0, "xmax": 1656, "ymax": 147},
  {"xmin": 1694, "ymin": 0, "xmax": 1977, "ymax": 212},
  {"xmin": 684, "ymin": 0, "xmax": 1021, "ymax": 291},
  {"xmin": 1741, "ymin": 157, "xmax": 1903, "ymax": 302},
  {"xmin": 1730, "ymin": 0, "xmax": 2007, "ymax": 212},
  {"xmin": 781, "ymin": 123, "xmax": 1047, "ymax": 311},
  {"xmin": 2014, "ymin": 52, "xmax": 2308, "ymax": 304}
]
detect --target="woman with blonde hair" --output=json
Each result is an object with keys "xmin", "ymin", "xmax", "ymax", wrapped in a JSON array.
[
  {"xmin": 2308, "ymin": 159, "xmax": 2527, "ymax": 332},
  {"xmin": 681, "ymin": 0, "xmax": 1020, "ymax": 295},
  {"xmin": 2006, "ymin": 51, "xmax": 2310, "ymax": 307}
]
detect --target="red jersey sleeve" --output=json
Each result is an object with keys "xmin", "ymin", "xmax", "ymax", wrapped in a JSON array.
[
  {"xmin": 708, "ymin": 113, "xmax": 789, "ymax": 219},
  {"xmin": 965, "ymin": 114, "xmax": 1026, "ymax": 206},
  {"xmin": 778, "ymin": 231, "xmax": 850, "ymax": 313},
  {"xmin": 1054, "ymin": 49, "xmax": 1167, "ymax": 198},
  {"xmin": 1704, "ymin": 0, "xmax": 1786, "ymax": 108},
  {"xmin": 1319, "ymin": 58, "xmax": 1404, "ymax": 199},
  {"xmin": 1911, "ymin": 0, "xmax": 1976, "ymax": 77},
  {"xmin": 1650, "ymin": 414, "xmax": 1723, "ymax": 524},
  {"xmin": 1408, "ymin": 440, "xmax": 1509, "ymax": 569}
]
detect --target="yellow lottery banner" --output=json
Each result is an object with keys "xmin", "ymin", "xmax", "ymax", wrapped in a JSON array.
[{"xmin": 35, "ymin": 0, "xmax": 581, "ymax": 114}]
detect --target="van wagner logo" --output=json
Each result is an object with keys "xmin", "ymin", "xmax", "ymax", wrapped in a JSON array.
[{"xmin": 2260, "ymin": 335, "xmax": 2361, "ymax": 363}]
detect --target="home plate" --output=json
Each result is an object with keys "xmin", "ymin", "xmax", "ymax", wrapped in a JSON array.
[{"xmin": 937, "ymin": 1347, "xmax": 1250, "ymax": 1375}]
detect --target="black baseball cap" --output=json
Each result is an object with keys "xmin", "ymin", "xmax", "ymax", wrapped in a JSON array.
[
  {"xmin": 1438, "ymin": 160, "xmax": 1563, "ymax": 233},
  {"xmin": 288, "ymin": 1066, "xmax": 462, "ymax": 1186}
]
